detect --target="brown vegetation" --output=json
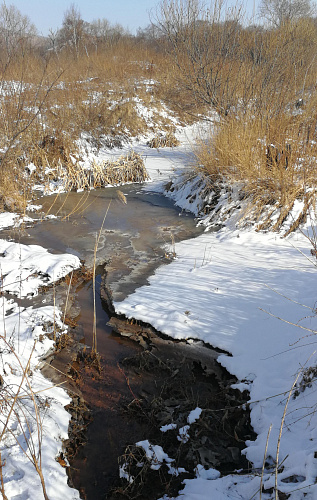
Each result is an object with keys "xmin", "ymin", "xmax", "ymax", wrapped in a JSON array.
[
  {"xmin": 147, "ymin": 128, "xmax": 180, "ymax": 148},
  {"xmin": 0, "ymin": 0, "xmax": 316, "ymax": 233},
  {"xmin": 0, "ymin": 8, "xmax": 180, "ymax": 210},
  {"xmin": 156, "ymin": 0, "xmax": 317, "ymax": 231}
]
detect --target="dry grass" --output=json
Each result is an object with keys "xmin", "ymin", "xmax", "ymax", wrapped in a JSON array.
[
  {"xmin": 102, "ymin": 151, "xmax": 149, "ymax": 185},
  {"xmin": 0, "ymin": 36, "xmax": 180, "ymax": 208},
  {"xmin": 189, "ymin": 15, "xmax": 317, "ymax": 233},
  {"xmin": 195, "ymin": 107, "xmax": 317, "ymax": 232},
  {"xmin": 0, "ymin": 167, "xmax": 29, "ymax": 212},
  {"xmin": 150, "ymin": 3, "xmax": 317, "ymax": 232},
  {"xmin": 60, "ymin": 151, "xmax": 149, "ymax": 191},
  {"xmin": 147, "ymin": 128, "xmax": 180, "ymax": 148}
]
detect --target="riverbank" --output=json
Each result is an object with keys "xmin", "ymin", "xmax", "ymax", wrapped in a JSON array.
[{"xmin": 113, "ymin": 131, "xmax": 317, "ymax": 499}]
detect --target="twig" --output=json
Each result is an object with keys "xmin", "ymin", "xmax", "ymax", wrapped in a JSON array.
[
  {"xmin": 259, "ymin": 308, "xmax": 317, "ymax": 338},
  {"xmin": 259, "ymin": 424, "xmax": 272, "ymax": 499},
  {"xmin": 92, "ymin": 200, "xmax": 111, "ymax": 354},
  {"xmin": 62, "ymin": 271, "xmax": 73, "ymax": 327},
  {"xmin": 263, "ymin": 283, "xmax": 314, "ymax": 311},
  {"xmin": 0, "ymin": 450, "xmax": 8, "ymax": 500},
  {"xmin": 275, "ymin": 353, "xmax": 315, "ymax": 499},
  {"xmin": 117, "ymin": 362, "xmax": 141, "ymax": 408}
]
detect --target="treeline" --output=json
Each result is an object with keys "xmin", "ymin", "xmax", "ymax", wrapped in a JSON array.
[
  {"xmin": 1, "ymin": 0, "xmax": 317, "ymax": 103},
  {"xmin": 0, "ymin": 3, "xmax": 131, "ymax": 58}
]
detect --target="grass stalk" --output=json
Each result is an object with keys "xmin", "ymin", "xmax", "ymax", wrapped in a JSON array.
[
  {"xmin": 92, "ymin": 200, "xmax": 111, "ymax": 355},
  {"xmin": 259, "ymin": 423, "xmax": 272, "ymax": 500},
  {"xmin": 0, "ymin": 450, "xmax": 8, "ymax": 500},
  {"xmin": 53, "ymin": 280, "xmax": 56, "ymax": 342},
  {"xmin": 62, "ymin": 271, "xmax": 73, "ymax": 327},
  {"xmin": 274, "ymin": 354, "xmax": 315, "ymax": 499}
]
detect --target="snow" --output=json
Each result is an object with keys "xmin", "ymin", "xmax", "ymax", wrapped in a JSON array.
[
  {"xmin": 0, "ymin": 212, "xmax": 18, "ymax": 229},
  {"xmin": 178, "ymin": 425, "xmax": 190, "ymax": 443},
  {"xmin": 160, "ymin": 423, "xmax": 177, "ymax": 432},
  {"xmin": 0, "ymin": 213, "xmax": 33, "ymax": 230},
  {"xmin": 136, "ymin": 440, "xmax": 186, "ymax": 476},
  {"xmin": 136, "ymin": 440, "xmax": 174, "ymax": 470},
  {"xmin": 187, "ymin": 407, "xmax": 202, "ymax": 424},
  {"xmin": 174, "ymin": 408, "xmax": 204, "ymax": 443},
  {"xmin": 0, "ymin": 212, "xmax": 81, "ymax": 500},
  {"xmin": 195, "ymin": 464, "xmax": 221, "ymax": 480},
  {"xmin": 0, "ymin": 239, "xmax": 80, "ymax": 297}
]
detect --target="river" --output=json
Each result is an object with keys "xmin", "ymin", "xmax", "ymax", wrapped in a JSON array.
[{"xmin": 2, "ymin": 183, "xmax": 252, "ymax": 499}]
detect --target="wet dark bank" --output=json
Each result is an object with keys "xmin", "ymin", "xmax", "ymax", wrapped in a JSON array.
[{"xmin": 43, "ymin": 272, "xmax": 254, "ymax": 500}]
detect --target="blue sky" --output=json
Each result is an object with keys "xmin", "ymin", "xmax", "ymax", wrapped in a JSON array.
[{"xmin": 9, "ymin": 1, "xmax": 260, "ymax": 36}]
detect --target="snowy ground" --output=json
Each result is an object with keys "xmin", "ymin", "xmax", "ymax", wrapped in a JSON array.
[
  {"xmin": 0, "ymin": 231, "xmax": 81, "ymax": 499},
  {"xmin": 1, "ymin": 119, "xmax": 317, "ymax": 499},
  {"xmin": 113, "ymin": 126, "xmax": 317, "ymax": 499}
]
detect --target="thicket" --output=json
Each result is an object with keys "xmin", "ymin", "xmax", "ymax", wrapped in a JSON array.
[{"xmin": 156, "ymin": 0, "xmax": 317, "ymax": 231}]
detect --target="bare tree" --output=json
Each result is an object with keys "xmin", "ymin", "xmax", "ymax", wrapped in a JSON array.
[
  {"xmin": 57, "ymin": 3, "xmax": 87, "ymax": 57},
  {"xmin": 0, "ymin": 5, "xmax": 63, "ymax": 186},
  {"xmin": 88, "ymin": 17, "xmax": 112, "ymax": 43},
  {"xmin": 0, "ymin": 2, "xmax": 37, "ymax": 58},
  {"xmin": 47, "ymin": 28, "xmax": 59, "ymax": 56},
  {"xmin": 87, "ymin": 18, "xmax": 129, "ymax": 50},
  {"xmin": 154, "ymin": 0, "xmax": 245, "ymax": 115},
  {"xmin": 259, "ymin": 0, "xmax": 315, "ymax": 26}
]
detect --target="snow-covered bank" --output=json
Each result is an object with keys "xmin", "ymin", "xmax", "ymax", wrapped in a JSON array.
[
  {"xmin": 114, "ymin": 128, "xmax": 317, "ymax": 499},
  {"xmin": 0, "ymin": 227, "xmax": 81, "ymax": 500}
]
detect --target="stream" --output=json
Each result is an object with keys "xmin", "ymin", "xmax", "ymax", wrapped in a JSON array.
[{"xmin": 2, "ymin": 184, "xmax": 254, "ymax": 499}]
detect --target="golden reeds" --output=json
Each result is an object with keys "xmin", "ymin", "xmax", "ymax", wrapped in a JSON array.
[
  {"xmin": 195, "ymin": 103, "xmax": 317, "ymax": 233},
  {"xmin": 147, "ymin": 129, "xmax": 180, "ymax": 148},
  {"xmin": 60, "ymin": 151, "xmax": 149, "ymax": 191}
]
